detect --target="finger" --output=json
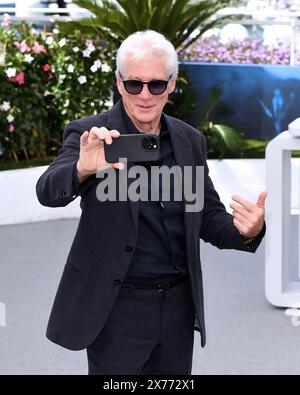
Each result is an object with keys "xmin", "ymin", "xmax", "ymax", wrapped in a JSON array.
[
  {"xmin": 105, "ymin": 130, "xmax": 121, "ymax": 145},
  {"xmin": 98, "ymin": 128, "xmax": 117, "ymax": 145},
  {"xmin": 89, "ymin": 126, "xmax": 110, "ymax": 142},
  {"xmin": 105, "ymin": 134, "xmax": 113, "ymax": 145},
  {"xmin": 109, "ymin": 129, "xmax": 121, "ymax": 139},
  {"xmin": 230, "ymin": 202, "xmax": 253, "ymax": 220},
  {"xmin": 233, "ymin": 217, "xmax": 246, "ymax": 235},
  {"xmin": 80, "ymin": 131, "xmax": 89, "ymax": 146},
  {"xmin": 256, "ymin": 190, "xmax": 268, "ymax": 208},
  {"xmin": 112, "ymin": 162, "xmax": 125, "ymax": 170},
  {"xmin": 99, "ymin": 129, "xmax": 120, "ymax": 145},
  {"xmin": 231, "ymin": 195, "xmax": 255, "ymax": 212},
  {"xmin": 98, "ymin": 127, "xmax": 110, "ymax": 141},
  {"xmin": 89, "ymin": 127, "xmax": 103, "ymax": 141},
  {"xmin": 232, "ymin": 210, "xmax": 251, "ymax": 227}
]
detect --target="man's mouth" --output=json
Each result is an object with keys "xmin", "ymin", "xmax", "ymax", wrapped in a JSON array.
[{"xmin": 137, "ymin": 105, "xmax": 153, "ymax": 110}]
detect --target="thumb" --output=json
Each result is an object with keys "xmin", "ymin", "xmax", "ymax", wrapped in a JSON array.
[
  {"xmin": 256, "ymin": 190, "xmax": 268, "ymax": 208},
  {"xmin": 112, "ymin": 162, "xmax": 125, "ymax": 170}
]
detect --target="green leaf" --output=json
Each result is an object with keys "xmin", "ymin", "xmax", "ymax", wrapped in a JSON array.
[
  {"xmin": 201, "ymin": 86, "xmax": 222, "ymax": 121},
  {"xmin": 211, "ymin": 124, "xmax": 245, "ymax": 156},
  {"xmin": 58, "ymin": 0, "xmax": 240, "ymax": 50}
]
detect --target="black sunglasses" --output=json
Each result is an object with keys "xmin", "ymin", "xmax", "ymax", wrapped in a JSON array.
[{"xmin": 119, "ymin": 72, "xmax": 172, "ymax": 95}]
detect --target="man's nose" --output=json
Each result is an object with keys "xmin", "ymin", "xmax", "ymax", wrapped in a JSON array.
[{"xmin": 139, "ymin": 83, "xmax": 152, "ymax": 99}]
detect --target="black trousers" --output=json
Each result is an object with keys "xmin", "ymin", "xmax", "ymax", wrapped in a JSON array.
[{"xmin": 87, "ymin": 278, "xmax": 195, "ymax": 375}]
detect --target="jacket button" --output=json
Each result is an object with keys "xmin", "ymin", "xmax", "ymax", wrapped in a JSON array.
[
  {"xmin": 125, "ymin": 245, "xmax": 133, "ymax": 252},
  {"xmin": 113, "ymin": 279, "xmax": 122, "ymax": 286}
]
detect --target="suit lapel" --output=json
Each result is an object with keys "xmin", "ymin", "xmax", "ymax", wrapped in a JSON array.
[
  {"xmin": 164, "ymin": 114, "xmax": 196, "ymax": 199},
  {"xmin": 165, "ymin": 117, "xmax": 195, "ymax": 169},
  {"xmin": 164, "ymin": 115, "xmax": 197, "ymax": 250}
]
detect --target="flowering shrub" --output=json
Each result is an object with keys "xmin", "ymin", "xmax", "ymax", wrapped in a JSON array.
[
  {"xmin": 181, "ymin": 36, "xmax": 300, "ymax": 65},
  {"xmin": 0, "ymin": 15, "xmax": 114, "ymax": 162}
]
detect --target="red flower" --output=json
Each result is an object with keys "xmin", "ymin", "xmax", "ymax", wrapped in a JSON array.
[{"xmin": 43, "ymin": 64, "xmax": 51, "ymax": 72}]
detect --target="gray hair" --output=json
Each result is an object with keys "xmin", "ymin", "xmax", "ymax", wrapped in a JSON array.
[{"xmin": 116, "ymin": 30, "xmax": 178, "ymax": 81}]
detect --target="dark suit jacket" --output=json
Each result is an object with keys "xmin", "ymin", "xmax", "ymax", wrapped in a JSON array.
[{"xmin": 36, "ymin": 101, "xmax": 265, "ymax": 350}]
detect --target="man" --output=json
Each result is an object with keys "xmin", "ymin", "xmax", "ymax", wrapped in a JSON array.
[{"xmin": 36, "ymin": 30, "xmax": 266, "ymax": 375}]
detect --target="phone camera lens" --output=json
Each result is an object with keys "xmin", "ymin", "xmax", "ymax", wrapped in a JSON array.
[{"xmin": 142, "ymin": 136, "xmax": 158, "ymax": 152}]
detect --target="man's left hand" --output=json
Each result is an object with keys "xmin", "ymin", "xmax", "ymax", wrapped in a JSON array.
[{"xmin": 230, "ymin": 191, "xmax": 268, "ymax": 238}]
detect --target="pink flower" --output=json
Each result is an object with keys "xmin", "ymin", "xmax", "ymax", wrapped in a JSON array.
[
  {"xmin": 1, "ymin": 14, "xmax": 11, "ymax": 28},
  {"xmin": 15, "ymin": 41, "xmax": 30, "ymax": 53},
  {"xmin": 85, "ymin": 39, "xmax": 93, "ymax": 47},
  {"xmin": 9, "ymin": 71, "xmax": 25, "ymax": 85},
  {"xmin": 43, "ymin": 64, "xmax": 51, "ymax": 72},
  {"xmin": 32, "ymin": 43, "xmax": 46, "ymax": 54},
  {"xmin": 8, "ymin": 124, "xmax": 15, "ymax": 133},
  {"xmin": 15, "ymin": 71, "xmax": 25, "ymax": 85}
]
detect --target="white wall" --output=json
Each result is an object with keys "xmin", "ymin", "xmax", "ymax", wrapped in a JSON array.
[{"xmin": 0, "ymin": 166, "xmax": 80, "ymax": 226}]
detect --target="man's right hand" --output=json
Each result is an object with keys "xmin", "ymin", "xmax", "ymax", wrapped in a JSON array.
[{"xmin": 76, "ymin": 127, "xmax": 124, "ymax": 184}]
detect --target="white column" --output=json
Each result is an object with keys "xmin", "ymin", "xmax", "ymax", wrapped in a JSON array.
[{"xmin": 266, "ymin": 130, "xmax": 300, "ymax": 307}]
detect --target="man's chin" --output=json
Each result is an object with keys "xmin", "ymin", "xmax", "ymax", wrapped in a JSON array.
[{"xmin": 135, "ymin": 114, "xmax": 155, "ymax": 124}]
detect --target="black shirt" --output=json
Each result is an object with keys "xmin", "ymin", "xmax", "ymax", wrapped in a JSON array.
[{"xmin": 121, "ymin": 103, "xmax": 188, "ymax": 284}]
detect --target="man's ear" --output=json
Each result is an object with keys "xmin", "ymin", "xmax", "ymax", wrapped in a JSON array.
[
  {"xmin": 116, "ymin": 75, "xmax": 123, "ymax": 96},
  {"xmin": 168, "ymin": 78, "xmax": 176, "ymax": 94}
]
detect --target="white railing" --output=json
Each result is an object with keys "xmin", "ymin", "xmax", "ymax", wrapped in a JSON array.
[{"xmin": 219, "ymin": 7, "xmax": 300, "ymax": 65}]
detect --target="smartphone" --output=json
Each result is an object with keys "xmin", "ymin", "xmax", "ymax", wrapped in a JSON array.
[{"xmin": 104, "ymin": 133, "xmax": 160, "ymax": 163}]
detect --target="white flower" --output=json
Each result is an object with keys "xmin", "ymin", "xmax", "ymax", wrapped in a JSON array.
[
  {"xmin": 101, "ymin": 63, "xmax": 111, "ymax": 73},
  {"xmin": 94, "ymin": 59, "xmax": 102, "ymax": 69},
  {"xmin": 67, "ymin": 64, "xmax": 74, "ymax": 73},
  {"xmin": 58, "ymin": 38, "xmax": 66, "ymax": 47},
  {"xmin": 7, "ymin": 114, "xmax": 14, "ymax": 123},
  {"xmin": 78, "ymin": 75, "xmax": 87, "ymax": 85},
  {"xmin": 90, "ymin": 64, "xmax": 98, "ymax": 73},
  {"xmin": 44, "ymin": 90, "xmax": 51, "ymax": 97},
  {"xmin": 82, "ymin": 48, "xmax": 92, "ymax": 58},
  {"xmin": 64, "ymin": 99, "xmax": 70, "ymax": 107},
  {"xmin": 72, "ymin": 47, "xmax": 80, "ymax": 53},
  {"xmin": 53, "ymin": 28, "xmax": 59, "ymax": 34},
  {"xmin": 24, "ymin": 54, "xmax": 34, "ymax": 64},
  {"xmin": 1, "ymin": 101, "xmax": 11, "ymax": 111},
  {"xmin": 59, "ymin": 74, "xmax": 66, "ymax": 82},
  {"xmin": 90, "ymin": 60, "xmax": 102, "ymax": 73},
  {"xmin": 46, "ymin": 36, "xmax": 54, "ymax": 45},
  {"xmin": 87, "ymin": 44, "xmax": 95, "ymax": 53},
  {"xmin": 6, "ymin": 68, "xmax": 16, "ymax": 78}
]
